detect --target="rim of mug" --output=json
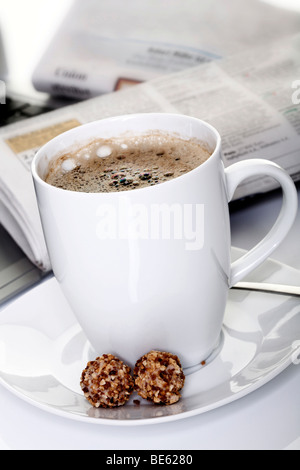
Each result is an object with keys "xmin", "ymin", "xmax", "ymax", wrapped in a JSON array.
[{"xmin": 31, "ymin": 113, "xmax": 222, "ymax": 195}]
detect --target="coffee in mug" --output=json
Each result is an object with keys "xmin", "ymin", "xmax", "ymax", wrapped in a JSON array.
[{"xmin": 45, "ymin": 132, "xmax": 212, "ymax": 193}]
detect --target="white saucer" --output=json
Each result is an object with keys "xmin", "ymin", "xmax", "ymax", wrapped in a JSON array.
[{"xmin": 0, "ymin": 248, "xmax": 299, "ymax": 426}]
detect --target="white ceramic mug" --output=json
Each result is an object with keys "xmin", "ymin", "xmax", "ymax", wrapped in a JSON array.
[{"xmin": 32, "ymin": 113, "xmax": 298, "ymax": 369}]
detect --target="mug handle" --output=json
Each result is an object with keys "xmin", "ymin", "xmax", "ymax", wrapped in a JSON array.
[{"xmin": 225, "ymin": 159, "xmax": 298, "ymax": 287}]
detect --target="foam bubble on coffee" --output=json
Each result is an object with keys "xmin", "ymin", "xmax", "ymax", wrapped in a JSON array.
[
  {"xmin": 45, "ymin": 132, "xmax": 212, "ymax": 193},
  {"xmin": 96, "ymin": 145, "xmax": 112, "ymax": 158},
  {"xmin": 61, "ymin": 158, "xmax": 77, "ymax": 173}
]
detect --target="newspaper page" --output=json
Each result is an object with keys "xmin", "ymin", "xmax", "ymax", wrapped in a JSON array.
[
  {"xmin": 1, "ymin": 33, "xmax": 300, "ymax": 270},
  {"xmin": 32, "ymin": 0, "xmax": 300, "ymax": 99}
]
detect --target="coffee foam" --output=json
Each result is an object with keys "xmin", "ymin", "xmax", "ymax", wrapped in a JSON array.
[
  {"xmin": 45, "ymin": 132, "xmax": 212, "ymax": 193},
  {"xmin": 96, "ymin": 145, "xmax": 113, "ymax": 158}
]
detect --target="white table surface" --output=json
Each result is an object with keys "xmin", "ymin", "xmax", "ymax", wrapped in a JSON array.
[{"xmin": 0, "ymin": 0, "xmax": 299, "ymax": 451}]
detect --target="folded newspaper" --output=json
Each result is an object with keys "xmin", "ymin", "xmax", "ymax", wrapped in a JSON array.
[
  {"xmin": 1, "ymin": 33, "xmax": 300, "ymax": 272},
  {"xmin": 32, "ymin": 0, "xmax": 300, "ymax": 99}
]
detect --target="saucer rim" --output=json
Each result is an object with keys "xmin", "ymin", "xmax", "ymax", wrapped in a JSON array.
[{"xmin": 0, "ymin": 248, "xmax": 299, "ymax": 426}]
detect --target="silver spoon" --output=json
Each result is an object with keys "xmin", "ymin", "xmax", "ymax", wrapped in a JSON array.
[{"xmin": 232, "ymin": 281, "xmax": 300, "ymax": 297}]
